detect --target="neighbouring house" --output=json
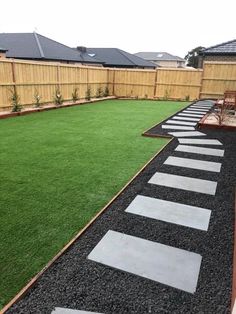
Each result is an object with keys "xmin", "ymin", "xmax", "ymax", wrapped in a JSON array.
[
  {"xmin": 198, "ymin": 39, "xmax": 236, "ymax": 68},
  {"xmin": 0, "ymin": 33, "xmax": 103, "ymax": 66},
  {"xmin": 134, "ymin": 52, "xmax": 185, "ymax": 68},
  {"xmin": 77, "ymin": 47, "xmax": 156, "ymax": 69},
  {"xmin": 0, "ymin": 47, "xmax": 7, "ymax": 59}
]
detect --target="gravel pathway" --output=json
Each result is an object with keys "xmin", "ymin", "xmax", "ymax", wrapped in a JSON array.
[{"xmin": 6, "ymin": 101, "xmax": 236, "ymax": 314}]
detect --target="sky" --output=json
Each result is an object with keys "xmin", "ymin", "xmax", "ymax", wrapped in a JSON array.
[{"xmin": 0, "ymin": 0, "xmax": 235, "ymax": 58}]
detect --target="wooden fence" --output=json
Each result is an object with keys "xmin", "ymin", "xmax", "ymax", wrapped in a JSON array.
[
  {"xmin": 200, "ymin": 61, "xmax": 236, "ymax": 99},
  {"xmin": 0, "ymin": 59, "xmax": 236, "ymax": 110},
  {"xmin": 0, "ymin": 59, "xmax": 111, "ymax": 110}
]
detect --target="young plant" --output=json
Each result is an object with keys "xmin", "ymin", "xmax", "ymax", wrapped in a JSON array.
[
  {"xmin": 96, "ymin": 87, "xmax": 103, "ymax": 98},
  {"xmin": 53, "ymin": 87, "xmax": 63, "ymax": 106},
  {"xmin": 163, "ymin": 89, "xmax": 170, "ymax": 101},
  {"xmin": 34, "ymin": 90, "xmax": 41, "ymax": 108},
  {"xmin": 103, "ymin": 86, "xmax": 109, "ymax": 97},
  {"xmin": 72, "ymin": 87, "xmax": 79, "ymax": 103},
  {"xmin": 85, "ymin": 86, "xmax": 91, "ymax": 101},
  {"xmin": 212, "ymin": 102, "xmax": 232, "ymax": 125},
  {"xmin": 185, "ymin": 95, "xmax": 190, "ymax": 101},
  {"xmin": 9, "ymin": 88, "xmax": 22, "ymax": 112}
]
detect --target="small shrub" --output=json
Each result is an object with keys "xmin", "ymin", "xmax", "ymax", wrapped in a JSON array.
[
  {"xmin": 163, "ymin": 89, "xmax": 170, "ymax": 101},
  {"xmin": 185, "ymin": 95, "xmax": 190, "ymax": 101},
  {"xmin": 85, "ymin": 86, "xmax": 91, "ymax": 101},
  {"xmin": 9, "ymin": 89, "xmax": 22, "ymax": 112},
  {"xmin": 103, "ymin": 86, "xmax": 109, "ymax": 97},
  {"xmin": 34, "ymin": 90, "xmax": 41, "ymax": 108},
  {"xmin": 72, "ymin": 87, "xmax": 79, "ymax": 103},
  {"xmin": 144, "ymin": 94, "xmax": 148, "ymax": 99},
  {"xmin": 96, "ymin": 87, "xmax": 103, "ymax": 98},
  {"xmin": 53, "ymin": 87, "xmax": 63, "ymax": 106}
]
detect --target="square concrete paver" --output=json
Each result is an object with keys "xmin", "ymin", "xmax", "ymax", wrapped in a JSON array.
[
  {"xmin": 148, "ymin": 172, "xmax": 217, "ymax": 195},
  {"xmin": 88, "ymin": 230, "xmax": 202, "ymax": 293},
  {"xmin": 125, "ymin": 195, "xmax": 211, "ymax": 231},
  {"xmin": 162, "ymin": 125, "xmax": 195, "ymax": 130},
  {"xmin": 168, "ymin": 131, "xmax": 206, "ymax": 137},
  {"xmin": 164, "ymin": 156, "xmax": 222, "ymax": 172},
  {"xmin": 175, "ymin": 145, "xmax": 224, "ymax": 157},
  {"xmin": 166, "ymin": 120, "xmax": 197, "ymax": 126},
  {"xmin": 178, "ymin": 139, "xmax": 223, "ymax": 146}
]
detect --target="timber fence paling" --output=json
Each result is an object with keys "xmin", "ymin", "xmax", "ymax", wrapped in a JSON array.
[
  {"xmin": 1, "ymin": 59, "xmax": 236, "ymax": 110},
  {"xmin": 200, "ymin": 61, "xmax": 236, "ymax": 99}
]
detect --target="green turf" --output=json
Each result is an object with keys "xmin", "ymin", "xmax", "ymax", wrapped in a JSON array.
[{"xmin": 0, "ymin": 99, "xmax": 187, "ymax": 307}]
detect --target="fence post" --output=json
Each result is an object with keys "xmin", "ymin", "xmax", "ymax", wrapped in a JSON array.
[
  {"xmin": 11, "ymin": 60, "xmax": 17, "ymax": 93},
  {"xmin": 112, "ymin": 69, "xmax": 115, "ymax": 96},
  {"xmin": 56, "ymin": 65, "xmax": 61, "ymax": 91},
  {"xmin": 198, "ymin": 67, "xmax": 205, "ymax": 100},
  {"xmin": 153, "ymin": 69, "xmax": 158, "ymax": 98}
]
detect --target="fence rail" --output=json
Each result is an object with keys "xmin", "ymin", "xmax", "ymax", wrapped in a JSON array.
[{"xmin": 0, "ymin": 59, "xmax": 236, "ymax": 110}]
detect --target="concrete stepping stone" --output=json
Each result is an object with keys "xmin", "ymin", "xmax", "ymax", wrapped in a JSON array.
[
  {"xmin": 166, "ymin": 120, "xmax": 197, "ymax": 126},
  {"xmin": 187, "ymin": 108, "xmax": 208, "ymax": 112},
  {"xmin": 125, "ymin": 195, "xmax": 211, "ymax": 231},
  {"xmin": 178, "ymin": 110, "xmax": 205, "ymax": 118},
  {"xmin": 184, "ymin": 110, "xmax": 207, "ymax": 114},
  {"xmin": 185, "ymin": 109, "xmax": 208, "ymax": 114},
  {"xmin": 164, "ymin": 156, "xmax": 222, "ymax": 172},
  {"xmin": 191, "ymin": 103, "xmax": 213, "ymax": 106},
  {"xmin": 190, "ymin": 106, "xmax": 211, "ymax": 109},
  {"xmin": 168, "ymin": 131, "xmax": 206, "ymax": 137},
  {"xmin": 175, "ymin": 145, "xmax": 224, "ymax": 157},
  {"xmin": 88, "ymin": 230, "xmax": 202, "ymax": 293},
  {"xmin": 178, "ymin": 113, "xmax": 204, "ymax": 117},
  {"xmin": 148, "ymin": 172, "xmax": 217, "ymax": 195},
  {"xmin": 162, "ymin": 125, "xmax": 195, "ymax": 130},
  {"xmin": 52, "ymin": 308, "xmax": 102, "ymax": 314},
  {"xmin": 173, "ymin": 116, "xmax": 200, "ymax": 122},
  {"xmin": 197, "ymin": 101, "xmax": 214, "ymax": 105},
  {"xmin": 178, "ymin": 138, "xmax": 223, "ymax": 146},
  {"xmin": 182, "ymin": 111, "xmax": 205, "ymax": 116}
]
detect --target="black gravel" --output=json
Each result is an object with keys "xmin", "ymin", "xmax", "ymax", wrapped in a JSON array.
[{"xmin": 6, "ymin": 101, "xmax": 236, "ymax": 314}]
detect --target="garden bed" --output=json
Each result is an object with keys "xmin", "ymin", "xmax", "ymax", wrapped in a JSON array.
[{"xmin": 0, "ymin": 96, "xmax": 116, "ymax": 119}]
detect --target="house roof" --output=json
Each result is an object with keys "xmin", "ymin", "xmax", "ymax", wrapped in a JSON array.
[
  {"xmin": 0, "ymin": 33, "xmax": 102, "ymax": 63},
  {"xmin": 134, "ymin": 52, "xmax": 185, "ymax": 62},
  {"xmin": 86, "ymin": 48, "xmax": 156, "ymax": 68},
  {"xmin": 199, "ymin": 39, "xmax": 236, "ymax": 55},
  {"xmin": 0, "ymin": 47, "xmax": 7, "ymax": 52}
]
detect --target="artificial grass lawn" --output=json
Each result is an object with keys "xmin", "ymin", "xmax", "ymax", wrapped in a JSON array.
[{"xmin": 0, "ymin": 99, "xmax": 187, "ymax": 307}]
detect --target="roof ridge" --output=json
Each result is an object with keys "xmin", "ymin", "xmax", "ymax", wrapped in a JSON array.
[
  {"xmin": 117, "ymin": 48, "xmax": 136, "ymax": 66},
  {"xmin": 35, "ymin": 32, "xmax": 84, "ymax": 54},
  {"xmin": 203, "ymin": 39, "xmax": 236, "ymax": 52},
  {"xmin": 33, "ymin": 32, "xmax": 45, "ymax": 58},
  {"xmin": 119, "ymin": 49, "xmax": 155, "ymax": 66}
]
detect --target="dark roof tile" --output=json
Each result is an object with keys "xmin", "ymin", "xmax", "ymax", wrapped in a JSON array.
[
  {"xmin": 87, "ymin": 48, "xmax": 156, "ymax": 68},
  {"xmin": 0, "ymin": 33, "xmax": 102, "ymax": 63},
  {"xmin": 200, "ymin": 39, "xmax": 236, "ymax": 55}
]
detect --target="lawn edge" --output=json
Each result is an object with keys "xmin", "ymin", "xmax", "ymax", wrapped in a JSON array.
[
  {"xmin": 142, "ymin": 101, "xmax": 192, "ymax": 138},
  {"xmin": 1, "ymin": 137, "xmax": 174, "ymax": 314}
]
